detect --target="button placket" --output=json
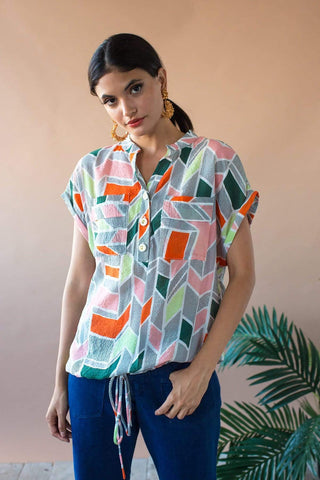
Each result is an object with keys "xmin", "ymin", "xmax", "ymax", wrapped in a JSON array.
[
  {"xmin": 139, "ymin": 217, "xmax": 148, "ymax": 226},
  {"xmin": 138, "ymin": 243, "xmax": 147, "ymax": 252},
  {"xmin": 137, "ymin": 190, "xmax": 150, "ymax": 261}
]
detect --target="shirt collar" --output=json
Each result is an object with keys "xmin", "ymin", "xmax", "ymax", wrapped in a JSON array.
[{"xmin": 120, "ymin": 129, "xmax": 199, "ymax": 162}]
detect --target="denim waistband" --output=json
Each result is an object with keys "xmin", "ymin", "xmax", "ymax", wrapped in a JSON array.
[{"xmin": 107, "ymin": 362, "xmax": 191, "ymax": 479}]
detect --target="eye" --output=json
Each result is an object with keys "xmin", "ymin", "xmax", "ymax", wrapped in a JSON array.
[
  {"xmin": 131, "ymin": 83, "xmax": 143, "ymax": 94},
  {"xmin": 103, "ymin": 97, "xmax": 117, "ymax": 107}
]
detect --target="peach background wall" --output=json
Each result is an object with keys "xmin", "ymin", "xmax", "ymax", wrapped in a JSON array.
[{"xmin": 1, "ymin": 0, "xmax": 319, "ymax": 462}]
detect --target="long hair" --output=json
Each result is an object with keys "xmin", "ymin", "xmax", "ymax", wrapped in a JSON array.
[{"xmin": 88, "ymin": 33, "xmax": 193, "ymax": 133}]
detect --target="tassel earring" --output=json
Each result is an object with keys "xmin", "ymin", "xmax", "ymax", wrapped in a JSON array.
[
  {"xmin": 160, "ymin": 88, "xmax": 174, "ymax": 119},
  {"xmin": 111, "ymin": 121, "xmax": 128, "ymax": 142}
]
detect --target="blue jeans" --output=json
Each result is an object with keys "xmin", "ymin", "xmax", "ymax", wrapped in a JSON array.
[{"xmin": 68, "ymin": 361, "xmax": 221, "ymax": 480}]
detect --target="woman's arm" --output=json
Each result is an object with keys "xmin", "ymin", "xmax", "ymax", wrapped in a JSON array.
[
  {"xmin": 46, "ymin": 222, "xmax": 96, "ymax": 441},
  {"xmin": 155, "ymin": 216, "xmax": 256, "ymax": 419}
]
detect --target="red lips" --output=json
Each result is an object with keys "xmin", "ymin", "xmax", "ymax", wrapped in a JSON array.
[{"xmin": 127, "ymin": 117, "xmax": 144, "ymax": 126}]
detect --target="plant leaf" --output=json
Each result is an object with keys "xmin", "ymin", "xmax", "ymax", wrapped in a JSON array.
[
  {"xmin": 277, "ymin": 415, "xmax": 320, "ymax": 480},
  {"xmin": 219, "ymin": 306, "xmax": 320, "ymax": 408}
]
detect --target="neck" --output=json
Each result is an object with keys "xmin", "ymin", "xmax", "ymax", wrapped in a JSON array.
[{"xmin": 129, "ymin": 119, "xmax": 185, "ymax": 155}]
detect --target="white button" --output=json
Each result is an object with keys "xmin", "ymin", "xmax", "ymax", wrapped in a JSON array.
[
  {"xmin": 138, "ymin": 243, "xmax": 147, "ymax": 252},
  {"xmin": 142, "ymin": 191, "xmax": 148, "ymax": 200},
  {"xmin": 140, "ymin": 217, "xmax": 148, "ymax": 226}
]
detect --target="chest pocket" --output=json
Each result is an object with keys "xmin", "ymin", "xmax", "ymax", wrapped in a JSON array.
[
  {"xmin": 91, "ymin": 195, "xmax": 129, "ymax": 256},
  {"xmin": 161, "ymin": 196, "xmax": 214, "ymax": 261}
]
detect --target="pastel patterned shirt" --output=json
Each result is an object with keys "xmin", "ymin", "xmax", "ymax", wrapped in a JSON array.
[{"xmin": 61, "ymin": 129, "xmax": 259, "ymax": 380}]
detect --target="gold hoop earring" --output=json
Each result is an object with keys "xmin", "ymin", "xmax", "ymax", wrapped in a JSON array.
[
  {"xmin": 111, "ymin": 121, "xmax": 128, "ymax": 142},
  {"xmin": 160, "ymin": 88, "xmax": 174, "ymax": 119}
]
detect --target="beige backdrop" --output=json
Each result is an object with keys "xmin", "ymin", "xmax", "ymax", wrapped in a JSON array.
[{"xmin": 1, "ymin": 0, "xmax": 319, "ymax": 462}]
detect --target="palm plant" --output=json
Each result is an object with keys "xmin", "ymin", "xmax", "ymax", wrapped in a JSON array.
[{"xmin": 217, "ymin": 306, "xmax": 320, "ymax": 480}]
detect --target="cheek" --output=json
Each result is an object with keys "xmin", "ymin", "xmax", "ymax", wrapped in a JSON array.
[
  {"xmin": 104, "ymin": 107, "xmax": 120, "ymax": 123},
  {"xmin": 146, "ymin": 91, "xmax": 163, "ymax": 117}
]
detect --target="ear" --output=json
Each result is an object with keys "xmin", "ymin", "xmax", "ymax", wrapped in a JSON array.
[{"xmin": 157, "ymin": 67, "xmax": 167, "ymax": 91}]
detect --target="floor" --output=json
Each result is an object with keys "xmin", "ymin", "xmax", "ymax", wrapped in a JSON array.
[{"xmin": 0, "ymin": 458, "xmax": 159, "ymax": 480}]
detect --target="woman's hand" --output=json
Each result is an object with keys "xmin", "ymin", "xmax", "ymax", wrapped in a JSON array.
[
  {"xmin": 154, "ymin": 366, "xmax": 213, "ymax": 420},
  {"xmin": 46, "ymin": 387, "xmax": 72, "ymax": 442}
]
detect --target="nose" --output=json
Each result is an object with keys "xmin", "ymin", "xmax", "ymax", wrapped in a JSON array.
[{"xmin": 120, "ymin": 98, "xmax": 136, "ymax": 119}]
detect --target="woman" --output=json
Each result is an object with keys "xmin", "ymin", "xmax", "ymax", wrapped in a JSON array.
[{"xmin": 46, "ymin": 33, "xmax": 259, "ymax": 480}]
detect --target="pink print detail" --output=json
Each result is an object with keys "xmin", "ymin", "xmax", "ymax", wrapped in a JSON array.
[
  {"xmin": 159, "ymin": 342, "xmax": 176, "ymax": 364},
  {"xmin": 202, "ymin": 204, "xmax": 214, "ymax": 218},
  {"xmin": 200, "ymin": 271, "xmax": 214, "ymax": 295},
  {"xmin": 170, "ymin": 259, "xmax": 186, "ymax": 277},
  {"xmin": 188, "ymin": 269, "xmax": 214, "ymax": 296},
  {"xmin": 96, "ymin": 158, "xmax": 133, "ymax": 181},
  {"xmin": 163, "ymin": 201, "xmax": 179, "ymax": 218},
  {"xmin": 70, "ymin": 339, "xmax": 89, "ymax": 361},
  {"xmin": 190, "ymin": 221, "xmax": 211, "ymax": 258},
  {"xmin": 101, "ymin": 204, "xmax": 122, "ymax": 217},
  {"xmin": 208, "ymin": 221, "xmax": 217, "ymax": 245},
  {"xmin": 208, "ymin": 139, "xmax": 235, "ymax": 160},
  {"xmin": 215, "ymin": 173, "xmax": 224, "ymax": 190},
  {"xmin": 194, "ymin": 309, "xmax": 208, "ymax": 332},
  {"xmin": 188, "ymin": 268, "xmax": 202, "ymax": 294},
  {"xmin": 192, "ymin": 136, "xmax": 205, "ymax": 148},
  {"xmin": 149, "ymin": 325, "xmax": 162, "ymax": 351},
  {"xmin": 134, "ymin": 276, "xmax": 145, "ymax": 303},
  {"xmin": 184, "ymin": 136, "xmax": 204, "ymax": 147},
  {"xmin": 112, "ymin": 229, "xmax": 127, "ymax": 243},
  {"xmin": 91, "ymin": 287, "xmax": 119, "ymax": 312},
  {"xmin": 167, "ymin": 186, "xmax": 180, "ymax": 196}
]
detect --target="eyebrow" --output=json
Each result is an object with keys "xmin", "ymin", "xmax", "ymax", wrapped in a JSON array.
[{"xmin": 100, "ymin": 78, "xmax": 143, "ymax": 101}]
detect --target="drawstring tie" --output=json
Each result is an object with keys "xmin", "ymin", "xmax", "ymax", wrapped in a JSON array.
[{"xmin": 108, "ymin": 374, "xmax": 132, "ymax": 479}]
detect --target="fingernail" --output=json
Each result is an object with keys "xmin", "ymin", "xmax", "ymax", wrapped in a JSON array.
[{"xmin": 61, "ymin": 431, "xmax": 66, "ymax": 437}]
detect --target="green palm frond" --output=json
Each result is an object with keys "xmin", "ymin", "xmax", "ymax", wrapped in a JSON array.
[
  {"xmin": 218, "ymin": 402, "xmax": 308, "ymax": 480},
  {"xmin": 218, "ymin": 443, "xmax": 296, "ymax": 480},
  {"xmin": 219, "ymin": 306, "xmax": 292, "ymax": 369},
  {"xmin": 217, "ymin": 306, "xmax": 320, "ymax": 479},
  {"xmin": 300, "ymin": 398, "xmax": 320, "ymax": 418},
  {"xmin": 219, "ymin": 305, "xmax": 320, "ymax": 409},
  {"xmin": 278, "ymin": 415, "xmax": 320, "ymax": 480}
]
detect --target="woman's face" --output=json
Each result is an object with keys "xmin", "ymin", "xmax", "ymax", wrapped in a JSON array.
[{"xmin": 95, "ymin": 67, "xmax": 166, "ymax": 137}]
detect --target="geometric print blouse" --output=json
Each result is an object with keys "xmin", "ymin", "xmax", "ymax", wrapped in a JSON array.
[{"xmin": 61, "ymin": 129, "xmax": 259, "ymax": 379}]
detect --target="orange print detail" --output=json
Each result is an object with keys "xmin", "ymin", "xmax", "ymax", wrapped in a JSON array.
[
  {"xmin": 216, "ymin": 202, "xmax": 225, "ymax": 228},
  {"xmin": 140, "ymin": 297, "xmax": 152, "ymax": 324},
  {"xmin": 155, "ymin": 165, "xmax": 173, "ymax": 193},
  {"xmin": 105, "ymin": 265, "xmax": 120, "ymax": 278},
  {"xmin": 217, "ymin": 256, "xmax": 227, "ymax": 267},
  {"xmin": 170, "ymin": 196, "xmax": 193, "ymax": 202},
  {"xmin": 91, "ymin": 304, "xmax": 131, "ymax": 338},
  {"xmin": 139, "ymin": 209, "xmax": 149, "ymax": 239},
  {"xmin": 97, "ymin": 245, "xmax": 117, "ymax": 255},
  {"xmin": 165, "ymin": 231, "xmax": 189, "ymax": 260},
  {"xmin": 74, "ymin": 193, "xmax": 84, "ymax": 212},
  {"xmin": 104, "ymin": 182, "xmax": 141, "ymax": 202},
  {"xmin": 239, "ymin": 191, "xmax": 259, "ymax": 217},
  {"xmin": 113, "ymin": 145, "xmax": 124, "ymax": 151}
]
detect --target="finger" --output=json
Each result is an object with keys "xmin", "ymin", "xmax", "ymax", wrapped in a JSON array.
[
  {"xmin": 177, "ymin": 408, "xmax": 190, "ymax": 420},
  {"xmin": 65, "ymin": 419, "xmax": 72, "ymax": 431},
  {"xmin": 47, "ymin": 416, "xmax": 59, "ymax": 437},
  {"xmin": 47, "ymin": 416, "xmax": 69, "ymax": 442},
  {"xmin": 58, "ymin": 415, "xmax": 69, "ymax": 442},
  {"xmin": 155, "ymin": 395, "xmax": 174, "ymax": 415},
  {"xmin": 165, "ymin": 404, "xmax": 182, "ymax": 419}
]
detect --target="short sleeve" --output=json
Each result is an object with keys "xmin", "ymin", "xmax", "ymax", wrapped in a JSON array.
[
  {"xmin": 61, "ymin": 165, "xmax": 88, "ymax": 241},
  {"xmin": 216, "ymin": 153, "xmax": 259, "ymax": 265}
]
